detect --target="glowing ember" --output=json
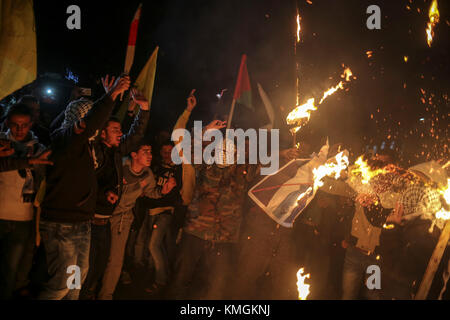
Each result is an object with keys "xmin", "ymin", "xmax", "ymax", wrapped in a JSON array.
[
  {"xmin": 404, "ymin": 56, "xmax": 408, "ymax": 62},
  {"xmin": 366, "ymin": 50, "xmax": 373, "ymax": 58},
  {"xmin": 350, "ymin": 156, "xmax": 388, "ymax": 185},
  {"xmin": 426, "ymin": 0, "xmax": 439, "ymax": 47},
  {"xmin": 296, "ymin": 268, "xmax": 311, "ymax": 300},
  {"xmin": 313, "ymin": 152, "xmax": 349, "ymax": 190}
]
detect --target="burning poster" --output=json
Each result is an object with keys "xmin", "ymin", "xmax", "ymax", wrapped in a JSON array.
[{"xmin": 248, "ymin": 144, "xmax": 329, "ymax": 228}]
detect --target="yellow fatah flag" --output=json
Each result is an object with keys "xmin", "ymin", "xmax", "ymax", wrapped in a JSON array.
[
  {"xmin": 0, "ymin": 0, "xmax": 37, "ymax": 100},
  {"xmin": 116, "ymin": 46, "xmax": 158, "ymax": 121},
  {"xmin": 134, "ymin": 46, "xmax": 158, "ymax": 105}
]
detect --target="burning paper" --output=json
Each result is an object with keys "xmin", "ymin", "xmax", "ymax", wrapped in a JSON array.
[
  {"xmin": 426, "ymin": 0, "xmax": 439, "ymax": 47},
  {"xmin": 248, "ymin": 144, "xmax": 350, "ymax": 228},
  {"xmin": 296, "ymin": 268, "xmax": 311, "ymax": 300}
]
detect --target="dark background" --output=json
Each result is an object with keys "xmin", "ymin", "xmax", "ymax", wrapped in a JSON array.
[{"xmin": 32, "ymin": 0, "xmax": 448, "ymax": 165}]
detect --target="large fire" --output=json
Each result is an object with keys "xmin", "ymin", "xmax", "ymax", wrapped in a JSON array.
[
  {"xmin": 350, "ymin": 156, "xmax": 388, "ymax": 185},
  {"xmin": 426, "ymin": 0, "xmax": 439, "ymax": 47},
  {"xmin": 286, "ymin": 67, "xmax": 354, "ymax": 133},
  {"xmin": 296, "ymin": 268, "xmax": 311, "ymax": 300},
  {"xmin": 313, "ymin": 151, "xmax": 349, "ymax": 189}
]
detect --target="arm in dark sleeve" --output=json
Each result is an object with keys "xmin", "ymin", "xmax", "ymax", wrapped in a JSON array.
[
  {"xmin": 0, "ymin": 157, "xmax": 31, "ymax": 172},
  {"xmin": 121, "ymin": 111, "xmax": 135, "ymax": 134},
  {"xmin": 119, "ymin": 109, "xmax": 150, "ymax": 156}
]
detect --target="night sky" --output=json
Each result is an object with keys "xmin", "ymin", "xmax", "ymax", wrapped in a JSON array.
[{"xmin": 33, "ymin": 0, "xmax": 448, "ymax": 165}]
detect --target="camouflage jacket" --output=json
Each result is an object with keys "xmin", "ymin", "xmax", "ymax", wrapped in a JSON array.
[{"xmin": 184, "ymin": 163, "xmax": 258, "ymax": 243}]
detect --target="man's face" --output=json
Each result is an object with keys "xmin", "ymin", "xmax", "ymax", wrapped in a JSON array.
[
  {"xmin": 102, "ymin": 121, "xmax": 122, "ymax": 147},
  {"xmin": 160, "ymin": 145, "xmax": 174, "ymax": 165},
  {"xmin": 7, "ymin": 115, "xmax": 33, "ymax": 142},
  {"xmin": 133, "ymin": 145, "xmax": 152, "ymax": 168}
]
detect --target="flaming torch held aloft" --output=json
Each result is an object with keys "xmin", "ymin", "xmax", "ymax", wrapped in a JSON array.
[
  {"xmin": 296, "ymin": 268, "xmax": 311, "ymax": 300},
  {"xmin": 286, "ymin": 67, "xmax": 354, "ymax": 134},
  {"xmin": 426, "ymin": 0, "xmax": 439, "ymax": 47}
]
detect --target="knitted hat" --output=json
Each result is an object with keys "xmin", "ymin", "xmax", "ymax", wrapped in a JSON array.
[{"xmin": 61, "ymin": 97, "xmax": 93, "ymax": 129}]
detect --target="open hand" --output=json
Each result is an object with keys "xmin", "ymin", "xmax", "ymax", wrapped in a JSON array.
[
  {"xmin": 29, "ymin": 150, "xmax": 53, "ymax": 166},
  {"xmin": 205, "ymin": 120, "xmax": 227, "ymax": 131}
]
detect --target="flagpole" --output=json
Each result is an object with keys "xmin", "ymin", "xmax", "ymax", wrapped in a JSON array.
[
  {"xmin": 227, "ymin": 98, "xmax": 237, "ymax": 129},
  {"xmin": 415, "ymin": 220, "xmax": 450, "ymax": 300}
]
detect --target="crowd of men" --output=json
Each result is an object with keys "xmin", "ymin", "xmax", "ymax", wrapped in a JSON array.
[{"xmin": 0, "ymin": 74, "xmax": 449, "ymax": 300}]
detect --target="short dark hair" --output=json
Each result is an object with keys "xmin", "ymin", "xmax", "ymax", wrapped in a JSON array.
[
  {"xmin": 160, "ymin": 140, "xmax": 174, "ymax": 148},
  {"xmin": 103, "ymin": 116, "xmax": 121, "ymax": 130},
  {"xmin": 130, "ymin": 140, "xmax": 152, "ymax": 155},
  {"xmin": 5, "ymin": 103, "xmax": 34, "ymax": 122},
  {"xmin": 18, "ymin": 95, "xmax": 39, "ymax": 106}
]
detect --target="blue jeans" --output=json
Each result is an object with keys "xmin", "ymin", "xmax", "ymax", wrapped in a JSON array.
[
  {"xmin": 148, "ymin": 212, "xmax": 173, "ymax": 286},
  {"xmin": 38, "ymin": 220, "xmax": 91, "ymax": 300},
  {"xmin": 80, "ymin": 222, "xmax": 111, "ymax": 299},
  {"xmin": 341, "ymin": 246, "xmax": 381, "ymax": 300},
  {"xmin": 0, "ymin": 219, "xmax": 33, "ymax": 299}
]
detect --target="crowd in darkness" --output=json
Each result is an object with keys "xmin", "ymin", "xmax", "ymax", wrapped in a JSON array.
[{"xmin": 0, "ymin": 73, "xmax": 449, "ymax": 301}]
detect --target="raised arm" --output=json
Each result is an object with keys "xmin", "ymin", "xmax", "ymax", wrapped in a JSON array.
[{"xmin": 120, "ymin": 89, "xmax": 150, "ymax": 155}]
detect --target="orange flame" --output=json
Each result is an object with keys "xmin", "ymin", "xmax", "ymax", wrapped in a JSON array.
[
  {"xmin": 436, "ymin": 178, "xmax": 450, "ymax": 220},
  {"xmin": 350, "ymin": 156, "xmax": 388, "ymax": 185},
  {"xmin": 296, "ymin": 268, "xmax": 311, "ymax": 300},
  {"xmin": 297, "ymin": 14, "xmax": 301, "ymax": 43},
  {"xmin": 426, "ymin": 0, "xmax": 439, "ymax": 47},
  {"xmin": 313, "ymin": 152, "xmax": 349, "ymax": 190},
  {"xmin": 287, "ymin": 67, "xmax": 353, "ymax": 132}
]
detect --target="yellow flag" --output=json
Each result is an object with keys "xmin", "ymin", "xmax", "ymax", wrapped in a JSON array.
[
  {"xmin": 0, "ymin": 0, "xmax": 37, "ymax": 100},
  {"xmin": 135, "ymin": 46, "xmax": 158, "ymax": 105},
  {"xmin": 116, "ymin": 46, "xmax": 158, "ymax": 121}
]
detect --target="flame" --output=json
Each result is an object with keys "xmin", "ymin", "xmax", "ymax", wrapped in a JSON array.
[
  {"xmin": 404, "ymin": 56, "xmax": 408, "ymax": 62},
  {"xmin": 366, "ymin": 51, "xmax": 373, "ymax": 58},
  {"xmin": 286, "ymin": 98, "xmax": 317, "ymax": 133},
  {"xmin": 313, "ymin": 152, "xmax": 349, "ymax": 190},
  {"xmin": 287, "ymin": 67, "xmax": 353, "ymax": 132},
  {"xmin": 435, "ymin": 178, "xmax": 450, "ymax": 220},
  {"xmin": 319, "ymin": 82, "xmax": 344, "ymax": 104},
  {"xmin": 426, "ymin": 0, "xmax": 439, "ymax": 47},
  {"xmin": 296, "ymin": 14, "xmax": 301, "ymax": 43},
  {"xmin": 383, "ymin": 223, "xmax": 395, "ymax": 229},
  {"xmin": 296, "ymin": 268, "xmax": 311, "ymax": 300},
  {"xmin": 350, "ymin": 156, "xmax": 388, "ymax": 184}
]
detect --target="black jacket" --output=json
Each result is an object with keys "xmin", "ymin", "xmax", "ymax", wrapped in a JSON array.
[
  {"xmin": 41, "ymin": 94, "xmax": 115, "ymax": 223},
  {"xmin": 92, "ymin": 109, "xmax": 150, "ymax": 216}
]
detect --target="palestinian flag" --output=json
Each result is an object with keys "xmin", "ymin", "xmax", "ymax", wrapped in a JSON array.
[{"xmin": 233, "ymin": 54, "xmax": 253, "ymax": 110}]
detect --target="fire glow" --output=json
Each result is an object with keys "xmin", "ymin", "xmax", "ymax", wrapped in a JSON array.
[
  {"xmin": 350, "ymin": 156, "xmax": 388, "ymax": 185},
  {"xmin": 313, "ymin": 151, "xmax": 350, "ymax": 189},
  {"xmin": 286, "ymin": 67, "xmax": 354, "ymax": 133},
  {"xmin": 436, "ymin": 178, "xmax": 450, "ymax": 221},
  {"xmin": 296, "ymin": 268, "xmax": 311, "ymax": 300},
  {"xmin": 426, "ymin": 0, "xmax": 439, "ymax": 47}
]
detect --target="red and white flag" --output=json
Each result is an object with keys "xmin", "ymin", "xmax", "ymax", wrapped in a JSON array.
[{"xmin": 124, "ymin": 3, "xmax": 142, "ymax": 74}]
